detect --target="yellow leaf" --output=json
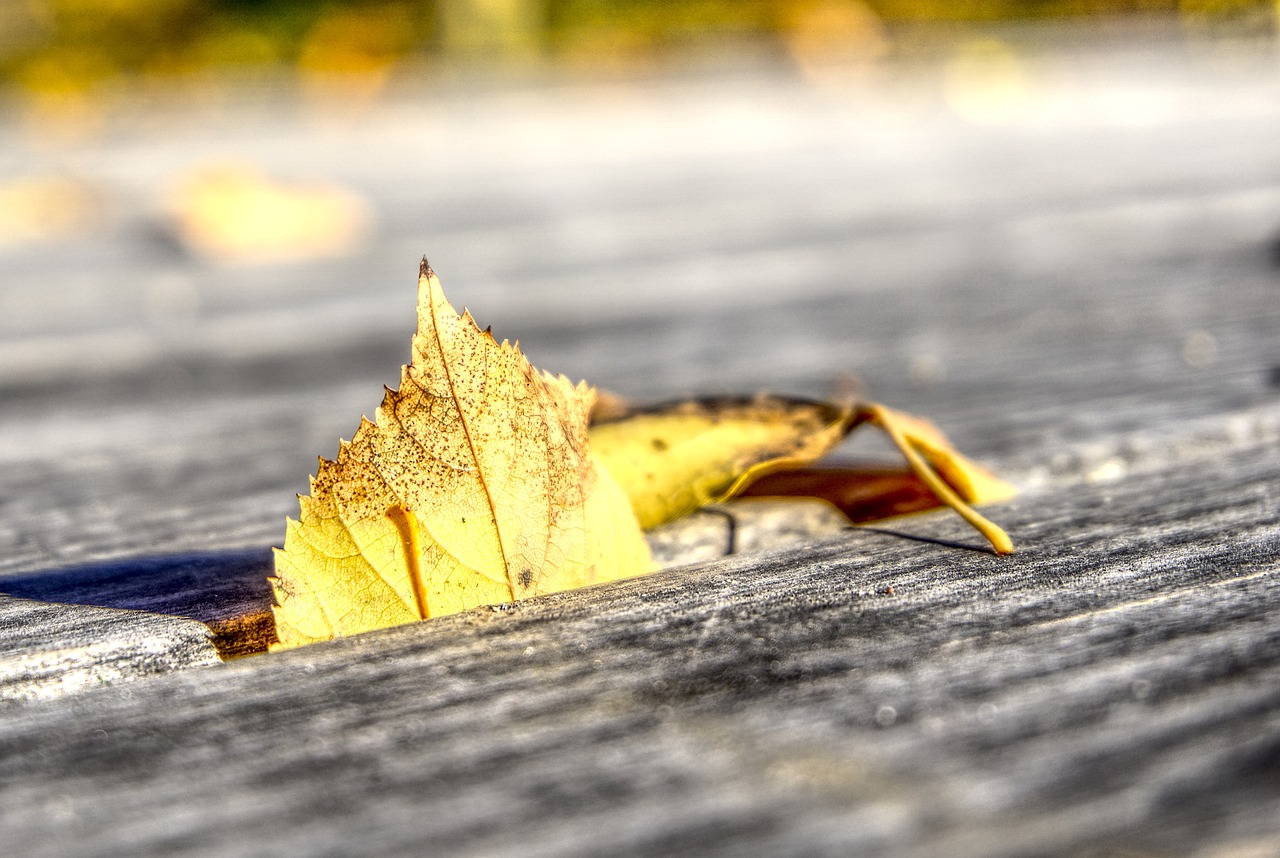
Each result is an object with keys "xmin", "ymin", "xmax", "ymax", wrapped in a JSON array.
[
  {"xmin": 591, "ymin": 396, "xmax": 1016, "ymax": 554},
  {"xmin": 588, "ymin": 396, "xmax": 850, "ymax": 530},
  {"xmin": 270, "ymin": 261, "xmax": 651, "ymax": 650},
  {"xmin": 854, "ymin": 404, "xmax": 1018, "ymax": 508}
]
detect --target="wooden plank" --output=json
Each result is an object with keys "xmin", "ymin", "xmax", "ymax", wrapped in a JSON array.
[
  {"xmin": 0, "ymin": 598, "xmax": 219, "ymax": 704},
  {"xmin": 1, "ymin": 549, "xmax": 276, "ymax": 660},
  {"xmin": 0, "ymin": 501, "xmax": 854, "ymax": 661},
  {"xmin": 0, "ymin": 440, "xmax": 1275, "ymax": 856}
]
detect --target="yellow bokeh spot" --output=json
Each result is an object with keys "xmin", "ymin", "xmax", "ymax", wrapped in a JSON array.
[
  {"xmin": 170, "ymin": 162, "xmax": 372, "ymax": 264},
  {"xmin": 781, "ymin": 0, "xmax": 890, "ymax": 87},
  {"xmin": 942, "ymin": 38, "xmax": 1033, "ymax": 126},
  {"xmin": 0, "ymin": 175, "xmax": 100, "ymax": 247}
]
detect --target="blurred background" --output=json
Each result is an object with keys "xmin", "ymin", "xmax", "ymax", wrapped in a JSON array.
[
  {"xmin": 2, "ymin": 0, "xmax": 1277, "ymax": 133},
  {"xmin": 1, "ymin": 0, "xmax": 1279, "ymax": 564}
]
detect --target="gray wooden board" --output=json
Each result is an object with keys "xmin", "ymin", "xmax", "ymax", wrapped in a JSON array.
[
  {"xmin": 0, "ymin": 440, "xmax": 1277, "ymax": 856},
  {"xmin": 1, "ymin": 27, "xmax": 1279, "ymax": 857},
  {"xmin": 0, "ymin": 500, "xmax": 858, "ymax": 663},
  {"xmin": 0, "ymin": 598, "xmax": 220, "ymax": 703}
]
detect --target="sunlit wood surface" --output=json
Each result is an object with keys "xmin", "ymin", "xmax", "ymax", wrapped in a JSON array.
[{"xmin": 2, "ymin": 31, "xmax": 1279, "ymax": 856}]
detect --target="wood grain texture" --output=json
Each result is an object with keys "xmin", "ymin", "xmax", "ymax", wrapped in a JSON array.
[
  {"xmin": 1, "ymin": 26, "xmax": 1279, "ymax": 857},
  {"xmin": 0, "ymin": 597, "xmax": 220, "ymax": 703},
  {"xmin": 0, "ymin": 441, "xmax": 1276, "ymax": 856}
]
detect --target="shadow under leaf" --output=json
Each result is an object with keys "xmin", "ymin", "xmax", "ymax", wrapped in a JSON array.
[
  {"xmin": 857, "ymin": 526, "xmax": 999, "ymax": 555},
  {"xmin": 1, "ymin": 548, "xmax": 278, "ymax": 658}
]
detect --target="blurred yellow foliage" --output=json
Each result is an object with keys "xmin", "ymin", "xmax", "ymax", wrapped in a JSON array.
[
  {"xmin": 12, "ymin": 46, "xmax": 119, "ymax": 137},
  {"xmin": 438, "ymin": 0, "xmax": 542, "ymax": 55},
  {"xmin": 298, "ymin": 4, "xmax": 418, "ymax": 99},
  {"xmin": 0, "ymin": 0, "xmax": 1275, "ymax": 122}
]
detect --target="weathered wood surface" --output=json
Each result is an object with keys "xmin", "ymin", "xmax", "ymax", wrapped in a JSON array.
[
  {"xmin": 2, "ymin": 28, "xmax": 1280, "ymax": 856},
  {"xmin": 2, "ymin": 444, "xmax": 1278, "ymax": 856}
]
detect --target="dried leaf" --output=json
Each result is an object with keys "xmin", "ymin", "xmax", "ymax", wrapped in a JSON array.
[
  {"xmin": 739, "ymin": 466, "xmax": 951, "ymax": 523},
  {"xmin": 270, "ymin": 261, "xmax": 651, "ymax": 649},
  {"xmin": 588, "ymin": 396, "xmax": 850, "ymax": 530},
  {"xmin": 272, "ymin": 261, "xmax": 1018, "ymax": 651},
  {"xmin": 591, "ymin": 397, "xmax": 1016, "ymax": 554}
]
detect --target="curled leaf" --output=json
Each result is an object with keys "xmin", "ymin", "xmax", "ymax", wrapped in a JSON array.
[
  {"xmin": 591, "ymin": 397, "xmax": 1016, "ymax": 554},
  {"xmin": 588, "ymin": 396, "xmax": 850, "ymax": 530},
  {"xmin": 739, "ymin": 466, "xmax": 951, "ymax": 523}
]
